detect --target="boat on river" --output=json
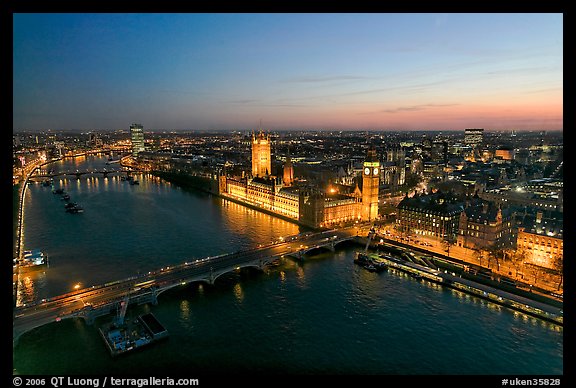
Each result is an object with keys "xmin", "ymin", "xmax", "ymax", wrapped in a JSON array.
[{"xmin": 19, "ymin": 249, "xmax": 49, "ymax": 272}]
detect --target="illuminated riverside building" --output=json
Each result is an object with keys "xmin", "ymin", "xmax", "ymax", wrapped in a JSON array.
[
  {"xmin": 321, "ymin": 195, "xmax": 363, "ymax": 227},
  {"xmin": 142, "ymin": 131, "xmax": 381, "ymax": 228},
  {"xmin": 516, "ymin": 210, "xmax": 563, "ymax": 270},
  {"xmin": 251, "ymin": 132, "xmax": 271, "ymax": 177},
  {"xmin": 217, "ymin": 134, "xmax": 380, "ymax": 228},
  {"xmin": 224, "ymin": 175, "xmax": 301, "ymax": 219}
]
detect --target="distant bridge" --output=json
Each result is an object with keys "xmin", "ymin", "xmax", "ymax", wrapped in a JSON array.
[
  {"xmin": 32, "ymin": 169, "xmax": 142, "ymax": 179},
  {"xmin": 13, "ymin": 228, "xmax": 362, "ymax": 345}
]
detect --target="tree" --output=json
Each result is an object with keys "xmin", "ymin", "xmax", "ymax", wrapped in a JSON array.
[
  {"xmin": 442, "ymin": 235, "xmax": 455, "ymax": 258},
  {"xmin": 511, "ymin": 247, "xmax": 528, "ymax": 279},
  {"xmin": 486, "ymin": 246, "xmax": 507, "ymax": 272},
  {"xmin": 553, "ymin": 255, "xmax": 563, "ymax": 291},
  {"xmin": 530, "ymin": 265, "xmax": 541, "ymax": 285},
  {"xmin": 484, "ymin": 248, "xmax": 492, "ymax": 269},
  {"xmin": 405, "ymin": 224, "xmax": 417, "ymax": 242},
  {"xmin": 503, "ymin": 248, "xmax": 518, "ymax": 277},
  {"xmin": 473, "ymin": 249, "xmax": 484, "ymax": 267},
  {"xmin": 442, "ymin": 239, "xmax": 452, "ymax": 257}
]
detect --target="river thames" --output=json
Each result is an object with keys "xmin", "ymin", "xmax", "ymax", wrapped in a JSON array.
[{"xmin": 13, "ymin": 155, "xmax": 562, "ymax": 375}]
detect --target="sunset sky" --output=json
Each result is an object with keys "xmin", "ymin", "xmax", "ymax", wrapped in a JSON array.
[{"xmin": 13, "ymin": 13, "xmax": 563, "ymax": 131}]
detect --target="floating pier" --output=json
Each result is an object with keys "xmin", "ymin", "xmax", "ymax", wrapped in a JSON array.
[{"xmin": 99, "ymin": 313, "xmax": 168, "ymax": 357}]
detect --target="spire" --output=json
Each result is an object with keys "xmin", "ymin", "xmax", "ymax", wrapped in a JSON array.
[{"xmin": 365, "ymin": 146, "xmax": 378, "ymax": 163}]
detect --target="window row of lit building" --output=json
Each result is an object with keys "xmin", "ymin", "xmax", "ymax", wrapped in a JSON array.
[
  {"xmin": 223, "ymin": 177, "xmax": 300, "ymax": 220},
  {"xmin": 322, "ymin": 198, "xmax": 362, "ymax": 227},
  {"xmin": 517, "ymin": 229, "xmax": 563, "ymax": 269},
  {"xmin": 396, "ymin": 194, "xmax": 463, "ymax": 240}
]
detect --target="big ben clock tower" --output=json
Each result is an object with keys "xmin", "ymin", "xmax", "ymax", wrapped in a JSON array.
[{"xmin": 362, "ymin": 147, "xmax": 380, "ymax": 221}]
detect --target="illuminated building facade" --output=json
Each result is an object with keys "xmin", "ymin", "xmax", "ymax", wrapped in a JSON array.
[
  {"xmin": 217, "ymin": 135, "xmax": 378, "ymax": 228},
  {"xmin": 362, "ymin": 148, "xmax": 380, "ymax": 221},
  {"xmin": 251, "ymin": 132, "xmax": 271, "ymax": 177},
  {"xmin": 130, "ymin": 123, "xmax": 145, "ymax": 157},
  {"xmin": 495, "ymin": 147, "xmax": 515, "ymax": 161},
  {"xmin": 224, "ymin": 176, "xmax": 300, "ymax": 220},
  {"xmin": 464, "ymin": 128, "xmax": 484, "ymax": 149},
  {"xmin": 516, "ymin": 211, "xmax": 563, "ymax": 270},
  {"xmin": 322, "ymin": 196, "xmax": 362, "ymax": 227}
]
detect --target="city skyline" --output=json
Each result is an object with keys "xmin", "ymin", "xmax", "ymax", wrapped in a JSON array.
[
  {"xmin": 13, "ymin": 124, "xmax": 563, "ymax": 375},
  {"xmin": 13, "ymin": 13, "xmax": 562, "ymax": 131}
]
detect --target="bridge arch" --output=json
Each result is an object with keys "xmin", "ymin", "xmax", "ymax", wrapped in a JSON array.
[
  {"xmin": 155, "ymin": 278, "xmax": 212, "ymax": 297},
  {"xmin": 302, "ymin": 246, "xmax": 334, "ymax": 256},
  {"xmin": 210, "ymin": 262, "xmax": 265, "ymax": 284},
  {"xmin": 333, "ymin": 238, "xmax": 357, "ymax": 248}
]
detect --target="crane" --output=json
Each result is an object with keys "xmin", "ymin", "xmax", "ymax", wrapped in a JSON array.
[
  {"xmin": 355, "ymin": 224, "xmax": 376, "ymax": 263},
  {"xmin": 364, "ymin": 225, "xmax": 376, "ymax": 252},
  {"xmin": 115, "ymin": 295, "xmax": 130, "ymax": 326}
]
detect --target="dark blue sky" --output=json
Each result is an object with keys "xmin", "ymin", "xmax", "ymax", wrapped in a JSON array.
[{"xmin": 13, "ymin": 13, "xmax": 562, "ymax": 131}]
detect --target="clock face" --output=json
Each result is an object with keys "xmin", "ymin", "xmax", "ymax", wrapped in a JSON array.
[
  {"xmin": 373, "ymin": 168, "xmax": 379, "ymax": 175},
  {"xmin": 364, "ymin": 167, "xmax": 370, "ymax": 175}
]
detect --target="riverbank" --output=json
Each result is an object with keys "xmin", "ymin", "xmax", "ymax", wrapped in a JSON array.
[
  {"xmin": 13, "ymin": 184, "xmax": 21, "ymax": 306},
  {"xmin": 13, "ymin": 184, "xmax": 20, "ymax": 254},
  {"xmin": 376, "ymin": 234, "xmax": 562, "ymax": 299},
  {"xmin": 153, "ymin": 170, "xmax": 215, "ymax": 194},
  {"xmin": 365, "ymin": 251, "xmax": 562, "ymax": 326},
  {"xmin": 152, "ymin": 170, "xmax": 312, "ymax": 230},
  {"xmin": 367, "ymin": 236, "xmax": 561, "ymax": 300}
]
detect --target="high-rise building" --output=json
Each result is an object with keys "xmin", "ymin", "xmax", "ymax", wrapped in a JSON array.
[
  {"xmin": 464, "ymin": 128, "xmax": 484, "ymax": 149},
  {"xmin": 130, "ymin": 123, "xmax": 145, "ymax": 157},
  {"xmin": 252, "ymin": 131, "xmax": 271, "ymax": 177},
  {"xmin": 362, "ymin": 148, "xmax": 380, "ymax": 221}
]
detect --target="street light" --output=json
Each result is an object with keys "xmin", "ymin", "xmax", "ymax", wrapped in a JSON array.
[{"xmin": 74, "ymin": 283, "xmax": 81, "ymax": 290}]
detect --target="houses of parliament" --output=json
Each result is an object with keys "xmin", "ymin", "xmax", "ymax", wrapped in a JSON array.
[{"xmin": 217, "ymin": 132, "xmax": 380, "ymax": 228}]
